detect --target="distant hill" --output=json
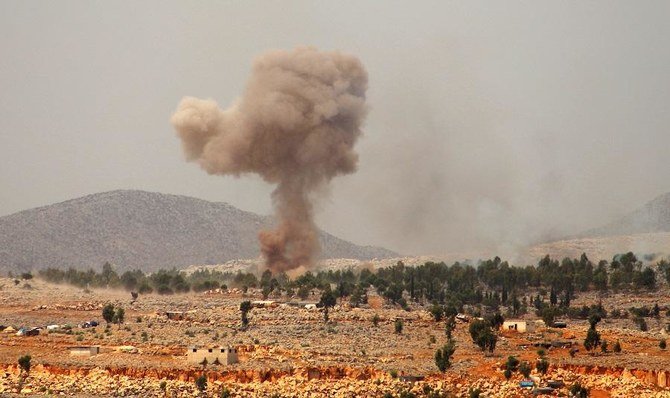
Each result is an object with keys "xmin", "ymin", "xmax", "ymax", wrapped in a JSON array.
[
  {"xmin": 581, "ymin": 192, "xmax": 670, "ymax": 237},
  {"xmin": 516, "ymin": 192, "xmax": 670, "ymax": 264},
  {"xmin": 0, "ymin": 190, "xmax": 397, "ymax": 273}
]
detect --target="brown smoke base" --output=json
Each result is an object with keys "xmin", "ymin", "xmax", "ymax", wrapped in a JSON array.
[{"xmin": 170, "ymin": 47, "xmax": 368, "ymax": 272}]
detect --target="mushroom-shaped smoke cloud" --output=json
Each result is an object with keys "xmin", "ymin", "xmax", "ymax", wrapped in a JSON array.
[{"xmin": 171, "ymin": 47, "xmax": 369, "ymax": 272}]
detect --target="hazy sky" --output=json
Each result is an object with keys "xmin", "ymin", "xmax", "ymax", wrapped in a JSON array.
[{"xmin": 2, "ymin": 1, "xmax": 669, "ymax": 255}]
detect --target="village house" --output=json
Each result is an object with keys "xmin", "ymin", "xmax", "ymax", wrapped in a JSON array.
[
  {"xmin": 187, "ymin": 346, "xmax": 239, "ymax": 365},
  {"xmin": 502, "ymin": 320, "xmax": 534, "ymax": 333}
]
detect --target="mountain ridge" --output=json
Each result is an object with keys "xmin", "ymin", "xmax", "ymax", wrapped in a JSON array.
[
  {"xmin": 580, "ymin": 192, "xmax": 670, "ymax": 238},
  {"xmin": 0, "ymin": 190, "xmax": 397, "ymax": 273}
]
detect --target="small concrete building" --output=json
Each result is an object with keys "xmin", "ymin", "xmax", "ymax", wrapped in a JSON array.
[
  {"xmin": 502, "ymin": 320, "xmax": 535, "ymax": 333},
  {"xmin": 69, "ymin": 346, "xmax": 100, "ymax": 356},
  {"xmin": 187, "ymin": 346, "xmax": 238, "ymax": 366}
]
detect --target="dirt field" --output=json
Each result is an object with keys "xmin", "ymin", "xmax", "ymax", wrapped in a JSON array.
[{"xmin": 2, "ymin": 277, "xmax": 670, "ymax": 397}]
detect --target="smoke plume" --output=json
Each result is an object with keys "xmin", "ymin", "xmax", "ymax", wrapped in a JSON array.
[{"xmin": 171, "ymin": 47, "xmax": 368, "ymax": 272}]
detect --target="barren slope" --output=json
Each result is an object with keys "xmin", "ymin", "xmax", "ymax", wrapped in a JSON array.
[{"xmin": 0, "ymin": 190, "xmax": 397, "ymax": 273}]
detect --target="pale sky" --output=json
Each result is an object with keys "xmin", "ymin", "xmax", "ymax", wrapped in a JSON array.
[{"xmin": 1, "ymin": 1, "xmax": 669, "ymax": 255}]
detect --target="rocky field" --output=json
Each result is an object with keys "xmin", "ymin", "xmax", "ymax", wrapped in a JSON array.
[{"xmin": 2, "ymin": 277, "xmax": 670, "ymax": 397}]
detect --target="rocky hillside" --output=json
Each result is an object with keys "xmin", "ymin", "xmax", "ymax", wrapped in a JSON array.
[
  {"xmin": 509, "ymin": 192, "xmax": 670, "ymax": 265},
  {"xmin": 0, "ymin": 190, "xmax": 397, "ymax": 273},
  {"xmin": 582, "ymin": 192, "xmax": 670, "ymax": 237}
]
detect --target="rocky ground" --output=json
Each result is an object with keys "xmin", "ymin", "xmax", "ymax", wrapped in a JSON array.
[{"xmin": 2, "ymin": 277, "xmax": 670, "ymax": 397}]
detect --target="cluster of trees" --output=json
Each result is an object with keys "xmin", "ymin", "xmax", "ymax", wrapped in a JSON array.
[
  {"xmin": 33, "ymin": 252, "xmax": 667, "ymax": 314},
  {"xmin": 37, "ymin": 263, "xmax": 257, "ymax": 295}
]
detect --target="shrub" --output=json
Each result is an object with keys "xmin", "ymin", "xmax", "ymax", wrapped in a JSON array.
[
  {"xmin": 398, "ymin": 390, "xmax": 417, "ymax": 398},
  {"xmin": 660, "ymin": 339, "xmax": 667, "ymax": 350},
  {"xmin": 195, "ymin": 374, "xmax": 207, "ymax": 392},
  {"xmin": 505, "ymin": 356, "xmax": 520, "ymax": 372},
  {"xmin": 372, "ymin": 314, "xmax": 380, "ymax": 327},
  {"xmin": 613, "ymin": 340, "xmax": 622, "ymax": 353},
  {"xmin": 635, "ymin": 316, "xmax": 648, "ymax": 332}
]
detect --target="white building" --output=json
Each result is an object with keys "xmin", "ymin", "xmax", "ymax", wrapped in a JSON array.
[
  {"xmin": 502, "ymin": 320, "xmax": 535, "ymax": 333},
  {"xmin": 187, "ymin": 346, "xmax": 238, "ymax": 365}
]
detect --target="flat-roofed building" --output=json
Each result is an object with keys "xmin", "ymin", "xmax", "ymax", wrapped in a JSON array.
[{"xmin": 187, "ymin": 346, "xmax": 238, "ymax": 365}]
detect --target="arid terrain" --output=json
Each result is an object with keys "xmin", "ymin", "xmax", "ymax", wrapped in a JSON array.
[{"xmin": 2, "ymin": 271, "xmax": 670, "ymax": 398}]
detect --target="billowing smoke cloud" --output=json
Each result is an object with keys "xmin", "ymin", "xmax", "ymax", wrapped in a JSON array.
[{"xmin": 171, "ymin": 47, "xmax": 368, "ymax": 272}]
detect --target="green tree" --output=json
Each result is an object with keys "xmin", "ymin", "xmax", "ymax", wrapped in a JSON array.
[
  {"xmin": 613, "ymin": 340, "xmax": 622, "ymax": 353},
  {"xmin": 660, "ymin": 339, "xmax": 667, "ymax": 350},
  {"xmin": 18, "ymin": 355, "xmax": 31, "ymax": 374},
  {"xmin": 588, "ymin": 314, "xmax": 601, "ymax": 330},
  {"xmin": 635, "ymin": 316, "xmax": 648, "ymax": 332},
  {"xmin": 519, "ymin": 361, "xmax": 531, "ymax": 378},
  {"xmin": 195, "ymin": 374, "xmax": 207, "ymax": 392},
  {"xmin": 540, "ymin": 307, "xmax": 558, "ymax": 327},
  {"xmin": 319, "ymin": 288, "xmax": 337, "ymax": 323},
  {"xmin": 240, "ymin": 301, "xmax": 252, "ymax": 328},
  {"xmin": 584, "ymin": 328, "xmax": 601, "ymax": 351},
  {"xmin": 505, "ymin": 356, "xmax": 519, "ymax": 372},
  {"xmin": 536, "ymin": 357, "xmax": 549, "ymax": 375},
  {"xmin": 113, "ymin": 307, "xmax": 125, "ymax": 327},
  {"xmin": 102, "ymin": 304, "xmax": 115, "ymax": 324},
  {"xmin": 445, "ymin": 316, "xmax": 456, "ymax": 339},
  {"xmin": 394, "ymin": 318, "xmax": 403, "ymax": 334},
  {"xmin": 503, "ymin": 368, "xmax": 512, "ymax": 380},
  {"xmin": 434, "ymin": 340, "xmax": 456, "ymax": 372},
  {"xmin": 297, "ymin": 285, "xmax": 310, "ymax": 300},
  {"xmin": 349, "ymin": 285, "xmax": 367, "ymax": 307},
  {"xmin": 429, "ymin": 305, "xmax": 444, "ymax": 322},
  {"xmin": 469, "ymin": 320, "xmax": 497, "ymax": 353}
]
